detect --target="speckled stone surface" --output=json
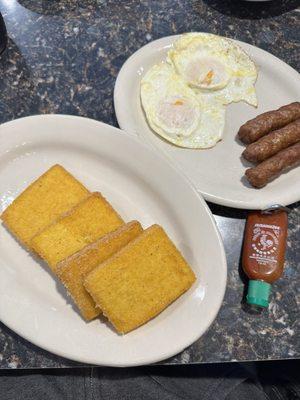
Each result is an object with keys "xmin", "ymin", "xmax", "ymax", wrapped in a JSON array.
[{"xmin": 0, "ymin": 0, "xmax": 299, "ymax": 368}]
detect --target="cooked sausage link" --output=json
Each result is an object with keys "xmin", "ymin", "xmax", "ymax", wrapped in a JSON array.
[
  {"xmin": 243, "ymin": 119, "xmax": 300, "ymax": 163},
  {"xmin": 238, "ymin": 102, "xmax": 300, "ymax": 144},
  {"xmin": 245, "ymin": 142, "xmax": 300, "ymax": 188}
]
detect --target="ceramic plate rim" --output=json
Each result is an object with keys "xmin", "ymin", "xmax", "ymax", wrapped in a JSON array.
[
  {"xmin": 114, "ymin": 34, "xmax": 300, "ymax": 210},
  {"xmin": 0, "ymin": 114, "xmax": 227, "ymax": 367}
]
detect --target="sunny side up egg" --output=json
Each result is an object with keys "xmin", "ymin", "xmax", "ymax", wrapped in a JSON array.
[
  {"xmin": 167, "ymin": 33, "xmax": 258, "ymax": 107},
  {"xmin": 140, "ymin": 63, "xmax": 226, "ymax": 149}
]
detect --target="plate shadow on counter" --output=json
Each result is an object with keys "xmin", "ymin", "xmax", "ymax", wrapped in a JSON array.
[
  {"xmin": 201, "ymin": 0, "xmax": 299, "ymax": 19},
  {"xmin": 0, "ymin": 38, "xmax": 37, "ymax": 124},
  {"xmin": 17, "ymin": 0, "xmax": 101, "ymax": 16}
]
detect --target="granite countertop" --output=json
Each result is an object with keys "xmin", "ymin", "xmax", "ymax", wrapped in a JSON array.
[{"xmin": 0, "ymin": 0, "xmax": 299, "ymax": 369}]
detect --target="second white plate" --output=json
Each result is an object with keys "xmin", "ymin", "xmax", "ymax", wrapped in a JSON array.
[
  {"xmin": 114, "ymin": 34, "xmax": 300, "ymax": 209},
  {"xmin": 0, "ymin": 115, "xmax": 226, "ymax": 367}
]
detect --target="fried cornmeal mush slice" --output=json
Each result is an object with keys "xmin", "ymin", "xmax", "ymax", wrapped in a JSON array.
[
  {"xmin": 84, "ymin": 224, "xmax": 196, "ymax": 334},
  {"xmin": 1, "ymin": 164, "xmax": 89, "ymax": 249},
  {"xmin": 31, "ymin": 192, "xmax": 124, "ymax": 272},
  {"xmin": 57, "ymin": 221, "xmax": 143, "ymax": 321}
]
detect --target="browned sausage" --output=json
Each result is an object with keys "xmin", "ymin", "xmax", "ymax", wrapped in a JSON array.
[
  {"xmin": 245, "ymin": 142, "xmax": 300, "ymax": 188},
  {"xmin": 242, "ymin": 119, "xmax": 300, "ymax": 163},
  {"xmin": 238, "ymin": 102, "xmax": 300, "ymax": 144}
]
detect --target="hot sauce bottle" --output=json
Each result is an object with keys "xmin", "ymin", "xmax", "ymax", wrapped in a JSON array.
[{"xmin": 242, "ymin": 206, "xmax": 288, "ymax": 308}]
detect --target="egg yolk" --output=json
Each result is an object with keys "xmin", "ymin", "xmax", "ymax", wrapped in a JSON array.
[
  {"xmin": 156, "ymin": 97, "xmax": 199, "ymax": 137},
  {"xmin": 185, "ymin": 57, "xmax": 230, "ymax": 90}
]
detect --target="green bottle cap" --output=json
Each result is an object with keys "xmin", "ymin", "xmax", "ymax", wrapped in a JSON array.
[{"xmin": 246, "ymin": 280, "xmax": 271, "ymax": 308}]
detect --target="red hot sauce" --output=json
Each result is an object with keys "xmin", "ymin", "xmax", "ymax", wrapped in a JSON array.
[{"xmin": 242, "ymin": 210, "xmax": 288, "ymax": 308}]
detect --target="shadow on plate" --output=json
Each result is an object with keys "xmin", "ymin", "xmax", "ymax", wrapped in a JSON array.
[
  {"xmin": 1, "ymin": 223, "xmax": 118, "ymax": 335},
  {"xmin": 0, "ymin": 223, "xmax": 80, "ymax": 314},
  {"xmin": 201, "ymin": 0, "xmax": 299, "ymax": 19}
]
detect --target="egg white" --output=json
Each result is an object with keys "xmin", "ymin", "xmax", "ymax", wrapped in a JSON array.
[
  {"xmin": 167, "ymin": 32, "xmax": 258, "ymax": 106},
  {"xmin": 141, "ymin": 63, "xmax": 225, "ymax": 149}
]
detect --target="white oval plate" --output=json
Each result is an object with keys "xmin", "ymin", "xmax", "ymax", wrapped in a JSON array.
[
  {"xmin": 0, "ymin": 115, "xmax": 226, "ymax": 367},
  {"xmin": 114, "ymin": 35, "xmax": 300, "ymax": 210}
]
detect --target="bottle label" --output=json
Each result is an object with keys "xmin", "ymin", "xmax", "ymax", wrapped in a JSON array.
[
  {"xmin": 242, "ymin": 210, "xmax": 287, "ymax": 283},
  {"xmin": 249, "ymin": 223, "xmax": 280, "ymax": 265}
]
